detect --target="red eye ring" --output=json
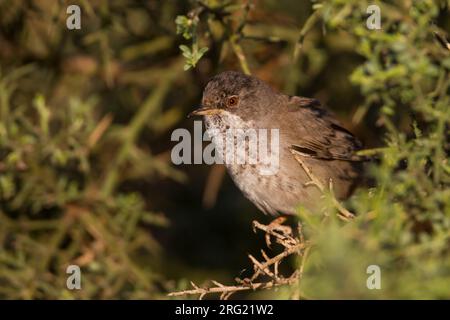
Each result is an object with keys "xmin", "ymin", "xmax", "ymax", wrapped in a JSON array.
[{"xmin": 227, "ymin": 96, "xmax": 239, "ymax": 107}]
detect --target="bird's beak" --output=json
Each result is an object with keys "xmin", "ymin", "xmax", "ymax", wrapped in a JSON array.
[{"xmin": 188, "ymin": 106, "xmax": 222, "ymax": 118}]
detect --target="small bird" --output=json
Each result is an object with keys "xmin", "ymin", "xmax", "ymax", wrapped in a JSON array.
[{"xmin": 190, "ymin": 71, "xmax": 363, "ymax": 215}]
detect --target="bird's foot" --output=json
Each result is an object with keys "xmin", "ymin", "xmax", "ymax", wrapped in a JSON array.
[{"xmin": 264, "ymin": 217, "xmax": 291, "ymax": 247}]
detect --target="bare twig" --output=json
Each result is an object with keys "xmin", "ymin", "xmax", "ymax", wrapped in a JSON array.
[
  {"xmin": 87, "ymin": 113, "xmax": 113, "ymax": 149},
  {"xmin": 168, "ymin": 276, "xmax": 298, "ymax": 299},
  {"xmin": 230, "ymin": 37, "xmax": 251, "ymax": 75},
  {"xmin": 229, "ymin": 1, "xmax": 252, "ymax": 75},
  {"xmin": 329, "ymin": 179, "xmax": 355, "ymax": 221},
  {"xmin": 168, "ymin": 219, "xmax": 308, "ymax": 299},
  {"xmin": 236, "ymin": 1, "xmax": 252, "ymax": 35},
  {"xmin": 290, "ymin": 148, "xmax": 355, "ymax": 221},
  {"xmin": 293, "ymin": 9, "xmax": 322, "ymax": 61},
  {"xmin": 290, "ymin": 149, "xmax": 325, "ymax": 192}
]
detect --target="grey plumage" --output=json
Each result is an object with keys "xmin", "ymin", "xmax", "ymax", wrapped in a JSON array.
[{"xmin": 192, "ymin": 71, "xmax": 363, "ymax": 215}]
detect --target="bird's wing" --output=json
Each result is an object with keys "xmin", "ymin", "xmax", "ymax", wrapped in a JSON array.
[{"xmin": 285, "ymin": 96, "xmax": 363, "ymax": 161}]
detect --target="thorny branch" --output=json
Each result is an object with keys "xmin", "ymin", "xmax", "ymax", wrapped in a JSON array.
[
  {"xmin": 168, "ymin": 218, "xmax": 309, "ymax": 300},
  {"xmin": 289, "ymin": 148, "xmax": 355, "ymax": 221},
  {"xmin": 170, "ymin": 112, "xmax": 356, "ymax": 301}
]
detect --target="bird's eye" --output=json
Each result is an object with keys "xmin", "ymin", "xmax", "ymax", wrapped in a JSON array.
[{"xmin": 227, "ymin": 96, "xmax": 239, "ymax": 107}]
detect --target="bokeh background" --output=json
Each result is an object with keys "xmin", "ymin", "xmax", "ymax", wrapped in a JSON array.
[{"xmin": 0, "ymin": 0, "xmax": 449, "ymax": 299}]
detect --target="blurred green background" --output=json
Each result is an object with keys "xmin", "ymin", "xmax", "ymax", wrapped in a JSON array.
[{"xmin": 0, "ymin": 0, "xmax": 449, "ymax": 299}]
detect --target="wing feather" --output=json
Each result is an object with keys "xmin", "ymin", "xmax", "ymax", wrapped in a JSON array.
[{"xmin": 286, "ymin": 96, "xmax": 363, "ymax": 161}]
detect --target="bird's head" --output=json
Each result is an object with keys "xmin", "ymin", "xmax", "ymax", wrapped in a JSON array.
[{"xmin": 189, "ymin": 71, "xmax": 278, "ymax": 123}]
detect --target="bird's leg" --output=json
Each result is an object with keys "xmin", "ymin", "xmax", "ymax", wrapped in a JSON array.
[
  {"xmin": 253, "ymin": 217, "xmax": 292, "ymax": 248},
  {"xmin": 266, "ymin": 216, "xmax": 288, "ymax": 247}
]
